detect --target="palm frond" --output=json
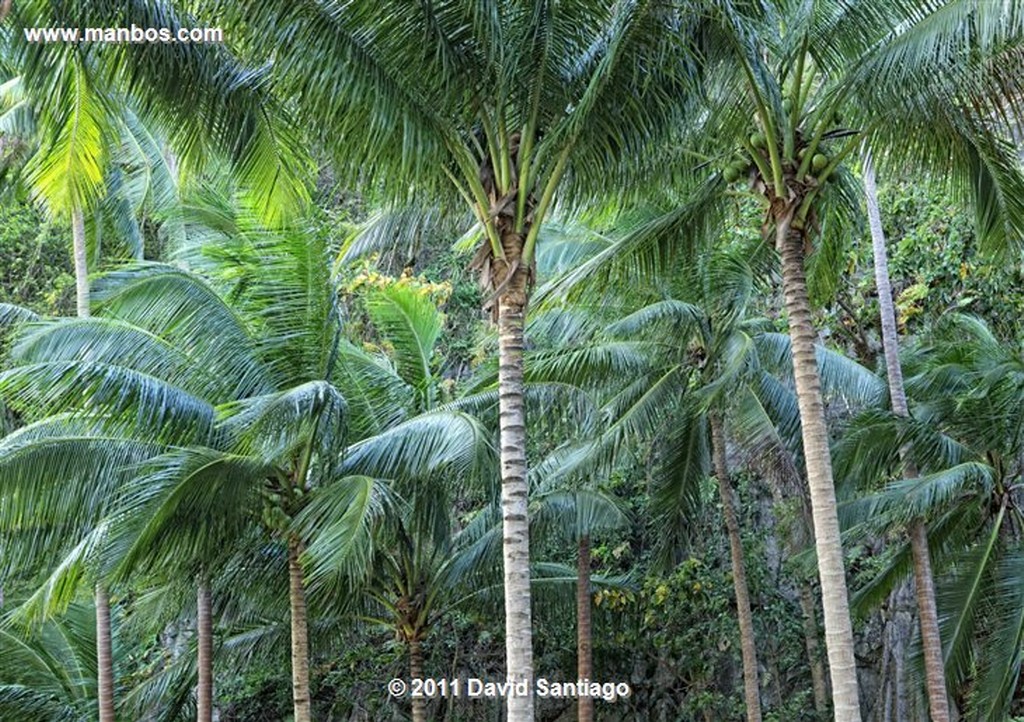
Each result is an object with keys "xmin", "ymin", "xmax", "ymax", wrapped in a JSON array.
[
  {"xmin": 218, "ymin": 380, "xmax": 347, "ymax": 471},
  {"xmin": 340, "ymin": 411, "xmax": 494, "ymax": 484},
  {"xmin": 365, "ymin": 284, "xmax": 443, "ymax": 407}
]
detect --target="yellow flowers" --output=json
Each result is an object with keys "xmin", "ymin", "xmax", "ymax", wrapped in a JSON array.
[
  {"xmin": 341, "ymin": 256, "xmax": 452, "ymax": 304},
  {"xmin": 594, "ymin": 588, "xmax": 635, "ymax": 611}
]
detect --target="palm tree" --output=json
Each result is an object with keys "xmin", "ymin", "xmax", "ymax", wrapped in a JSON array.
[
  {"xmin": 3, "ymin": 3, "xmax": 313, "ymax": 713},
  {"xmin": 207, "ymin": 6, "xmax": 698, "ymax": 714},
  {"xmin": 838, "ymin": 314, "xmax": 1024, "ymax": 720},
  {"xmin": 541, "ymin": 243, "xmax": 884, "ymax": 719},
  {"xmin": 0, "ymin": 200, "xmax": 503, "ymax": 722},
  {"xmin": 0, "ymin": 204, "xmax": 338, "ymax": 721},
  {"xmin": 0, "ymin": 602, "xmax": 111, "ymax": 721},
  {"xmin": 554, "ymin": 4, "xmax": 1024, "ymax": 716},
  {"xmin": 530, "ymin": 481, "xmax": 630, "ymax": 722},
  {"xmin": 299, "ymin": 280, "xmax": 495, "ymax": 722},
  {"xmin": 862, "ymin": 155, "xmax": 948, "ymax": 720}
]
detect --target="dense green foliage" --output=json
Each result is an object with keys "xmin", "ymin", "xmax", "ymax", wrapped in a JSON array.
[{"xmin": 0, "ymin": 2, "xmax": 1023, "ymax": 722}]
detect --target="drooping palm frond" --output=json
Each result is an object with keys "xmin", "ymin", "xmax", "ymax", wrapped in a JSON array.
[
  {"xmin": 754, "ymin": 331, "xmax": 887, "ymax": 408},
  {"xmin": 0, "ymin": 359, "xmax": 215, "ymax": 442},
  {"xmin": 91, "ymin": 263, "xmax": 272, "ymax": 398},
  {"xmin": 296, "ymin": 475, "xmax": 393, "ymax": 591},
  {"xmin": 330, "ymin": 339, "xmax": 412, "ymax": 440},
  {"xmin": 339, "ymin": 411, "xmax": 494, "ymax": 485},
  {"xmin": 18, "ymin": 53, "xmax": 111, "ymax": 217},
  {"xmin": 106, "ymin": 447, "xmax": 275, "ymax": 582},
  {"xmin": 539, "ymin": 181, "xmax": 728, "ymax": 304},
  {"xmin": 218, "ymin": 381, "xmax": 347, "ymax": 471},
  {"xmin": 531, "ymin": 488, "xmax": 630, "ymax": 545},
  {"xmin": 0, "ymin": 602, "xmax": 102, "ymax": 721},
  {"xmin": 9, "ymin": 0, "xmax": 315, "ymax": 225},
  {"xmin": 0, "ymin": 417, "xmax": 163, "ymax": 570}
]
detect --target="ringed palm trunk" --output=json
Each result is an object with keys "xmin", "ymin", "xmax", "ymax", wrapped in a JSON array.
[
  {"xmin": 775, "ymin": 206, "xmax": 861, "ymax": 722},
  {"xmin": 863, "ymin": 158, "xmax": 950, "ymax": 722},
  {"xmin": 409, "ymin": 636, "xmax": 426, "ymax": 722},
  {"xmin": 197, "ymin": 578, "xmax": 214, "ymax": 722},
  {"xmin": 710, "ymin": 413, "xmax": 762, "ymax": 722},
  {"xmin": 288, "ymin": 537, "xmax": 312, "ymax": 722},
  {"xmin": 577, "ymin": 535, "xmax": 593, "ymax": 722},
  {"xmin": 96, "ymin": 582, "xmax": 115, "ymax": 722},
  {"xmin": 495, "ymin": 227, "xmax": 534, "ymax": 721}
]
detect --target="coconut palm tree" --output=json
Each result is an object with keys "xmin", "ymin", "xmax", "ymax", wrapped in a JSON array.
[
  {"xmin": 540, "ymin": 243, "xmax": 885, "ymax": 719},
  {"xmin": 0, "ymin": 204, "xmax": 340, "ymax": 721},
  {"xmin": 3, "ymin": 3, "xmax": 312, "ymax": 714},
  {"xmin": 0, "ymin": 197, "xmax": 501, "ymax": 722},
  {"xmin": 862, "ymin": 155, "xmax": 948, "ymax": 720},
  {"xmin": 529, "ymin": 477, "xmax": 630, "ymax": 722},
  {"xmin": 297, "ymin": 280, "xmax": 495, "ymax": 722},
  {"xmin": 200, "ymin": 6, "xmax": 700, "ymax": 714},
  {"xmin": 838, "ymin": 314, "xmax": 1024, "ymax": 720},
  {"xmin": 552, "ymin": 3, "xmax": 1024, "ymax": 716}
]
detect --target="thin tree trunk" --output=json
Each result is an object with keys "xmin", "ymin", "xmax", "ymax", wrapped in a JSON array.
[
  {"xmin": 410, "ymin": 637, "xmax": 427, "ymax": 722},
  {"xmin": 864, "ymin": 156, "xmax": 950, "ymax": 722},
  {"xmin": 710, "ymin": 413, "xmax": 762, "ymax": 722},
  {"xmin": 72, "ymin": 206, "xmax": 90, "ymax": 318},
  {"xmin": 776, "ymin": 209, "xmax": 861, "ymax": 722},
  {"xmin": 798, "ymin": 583, "xmax": 830, "ymax": 715},
  {"xmin": 288, "ymin": 537, "xmax": 312, "ymax": 722},
  {"xmin": 76, "ymin": 206, "xmax": 114, "ymax": 721},
  {"xmin": 577, "ymin": 535, "xmax": 593, "ymax": 722},
  {"xmin": 96, "ymin": 582, "xmax": 115, "ymax": 722},
  {"xmin": 498, "ymin": 279, "xmax": 534, "ymax": 721},
  {"xmin": 197, "ymin": 578, "xmax": 214, "ymax": 722}
]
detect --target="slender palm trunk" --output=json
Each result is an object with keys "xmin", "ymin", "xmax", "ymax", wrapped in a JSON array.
[
  {"xmin": 96, "ymin": 583, "xmax": 115, "ymax": 722},
  {"xmin": 863, "ymin": 157, "xmax": 950, "ymax": 722},
  {"xmin": 710, "ymin": 414, "xmax": 762, "ymax": 722},
  {"xmin": 197, "ymin": 579, "xmax": 214, "ymax": 722},
  {"xmin": 776, "ymin": 208, "xmax": 861, "ymax": 721},
  {"xmin": 798, "ymin": 582, "xmax": 830, "ymax": 715},
  {"xmin": 288, "ymin": 537, "xmax": 312, "ymax": 722},
  {"xmin": 410, "ymin": 637, "xmax": 426, "ymax": 722},
  {"xmin": 498, "ymin": 279, "xmax": 534, "ymax": 721},
  {"xmin": 577, "ymin": 535, "xmax": 593, "ymax": 722},
  {"xmin": 75, "ymin": 206, "xmax": 115, "ymax": 722},
  {"xmin": 72, "ymin": 206, "xmax": 90, "ymax": 318}
]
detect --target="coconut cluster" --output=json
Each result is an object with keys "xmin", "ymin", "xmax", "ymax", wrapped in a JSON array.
[{"xmin": 721, "ymin": 101, "xmax": 842, "ymax": 187}]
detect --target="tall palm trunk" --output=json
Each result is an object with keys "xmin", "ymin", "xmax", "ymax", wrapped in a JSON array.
[
  {"xmin": 492, "ymin": 225, "xmax": 534, "ymax": 721},
  {"xmin": 409, "ymin": 637, "xmax": 427, "ymax": 722},
  {"xmin": 710, "ymin": 414, "xmax": 762, "ymax": 722},
  {"xmin": 197, "ymin": 578, "xmax": 214, "ymax": 722},
  {"xmin": 288, "ymin": 537, "xmax": 312, "ymax": 722},
  {"xmin": 775, "ymin": 207, "xmax": 861, "ymax": 721},
  {"xmin": 74, "ymin": 206, "xmax": 116, "ymax": 722},
  {"xmin": 577, "ymin": 535, "xmax": 593, "ymax": 722},
  {"xmin": 863, "ymin": 158, "xmax": 950, "ymax": 722},
  {"xmin": 96, "ymin": 582, "xmax": 115, "ymax": 722}
]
